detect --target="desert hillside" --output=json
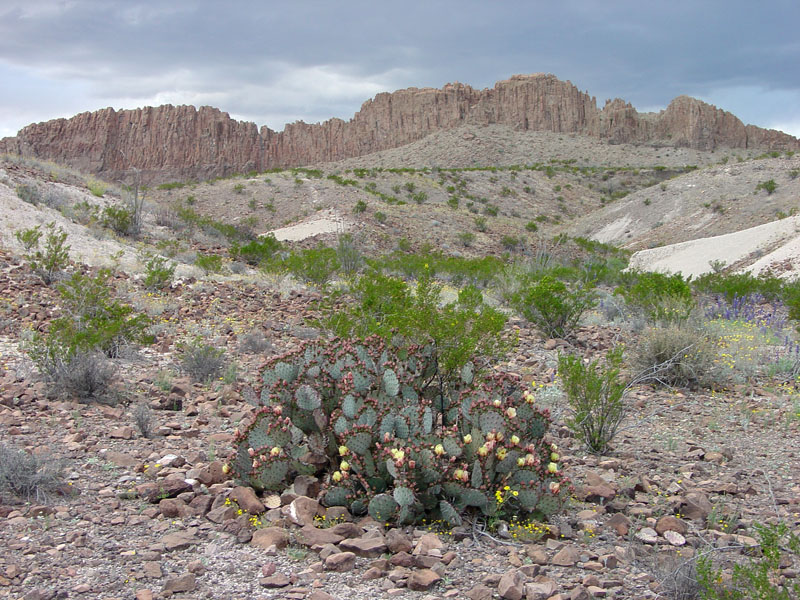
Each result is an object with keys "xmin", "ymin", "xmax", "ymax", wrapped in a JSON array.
[{"xmin": 1, "ymin": 105, "xmax": 799, "ymax": 600}]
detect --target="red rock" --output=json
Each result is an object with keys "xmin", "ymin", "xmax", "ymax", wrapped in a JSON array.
[
  {"xmin": 285, "ymin": 496, "xmax": 320, "ymax": 526},
  {"xmin": 295, "ymin": 525, "xmax": 344, "ymax": 547},
  {"xmin": 324, "ymin": 551, "xmax": 356, "ymax": 572},
  {"xmin": 551, "ymin": 545, "xmax": 580, "ymax": 566},
  {"xmin": 338, "ymin": 536, "xmax": 387, "ymax": 558},
  {"xmin": 229, "ymin": 486, "xmax": 265, "ymax": 514},
  {"xmin": 162, "ymin": 573, "xmax": 196, "ymax": 593},
  {"xmin": 251, "ymin": 527, "xmax": 289, "ymax": 550},
  {"xmin": 407, "ymin": 568, "xmax": 441, "ymax": 591},
  {"xmin": 655, "ymin": 515, "xmax": 688, "ymax": 535},
  {"xmin": 498, "ymin": 569, "xmax": 526, "ymax": 600},
  {"xmin": 412, "ymin": 532, "xmax": 445, "ymax": 556}
]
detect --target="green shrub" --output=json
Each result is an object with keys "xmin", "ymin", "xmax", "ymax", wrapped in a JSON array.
[
  {"xmin": 458, "ymin": 232, "xmax": 476, "ymax": 247},
  {"xmin": 0, "ymin": 444, "xmax": 65, "ymax": 503},
  {"xmin": 285, "ymin": 246, "xmax": 340, "ymax": 286},
  {"xmin": 180, "ymin": 342, "xmax": 227, "ymax": 383},
  {"xmin": 696, "ymin": 521, "xmax": 800, "ymax": 599},
  {"xmin": 320, "ymin": 271, "xmax": 507, "ymax": 378},
  {"xmin": 512, "ymin": 274, "xmax": 597, "ymax": 340},
  {"xmin": 559, "ymin": 347, "xmax": 627, "ymax": 454},
  {"xmin": 101, "ymin": 204, "xmax": 134, "ymax": 235},
  {"xmin": 142, "ymin": 254, "xmax": 175, "ymax": 290},
  {"xmin": 336, "ymin": 234, "xmax": 362, "ymax": 277},
  {"xmin": 693, "ymin": 272, "xmax": 783, "ymax": 302},
  {"xmin": 229, "ymin": 234, "xmax": 282, "ymax": 266},
  {"xmin": 501, "ymin": 235, "xmax": 522, "ymax": 251},
  {"xmin": 474, "ymin": 217, "xmax": 488, "ymax": 232},
  {"xmin": 525, "ymin": 221, "xmax": 539, "ymax": 232},
  {"xmin": 755, "ymin": 179, "xmax": 777, "ymax": 194},
  {"xmin": 233, "ymin": 183, "xmax": 245, "ymax": 194},
  {"xmin": 632, "ymin": 325, "xmax": 721, "ymax": 389},
  {"xmin": 412, "ymin": 191, "xmax": 428, "ymax": 204},
  {"xmin": 195, "ymin": 253, "xmax": 224, "ymax": 274},
  {"xmin": 353, "ymin": 199, "xmax": 367, "ymax": 213},
  {"xmin": 229, "ymin": 336, "xmax": 569, "ymax": 526},
  {"xmin": 616, "ymin": 271, "xmax": 694, "ymax": 323},
  {"xmin": 36, "ymin": 349, "xmax": 117, "ymax": 401},
  {"xmin": 86, "ymin": 177, "xmax": 107, "ymax": 197},
  {"xmin": 15, "ymin": 223, "xmax": 70, "ymax": 284},
  {"xmin": 374, "ymin": 211, "xmax": 387, "ymax": 223},
  {"xmin": 16, "ymin": 183, "xmax": 41, "ymax": 204}
]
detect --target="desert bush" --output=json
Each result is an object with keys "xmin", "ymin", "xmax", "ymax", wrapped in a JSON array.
[
  {"xmin": 229, "ymin": 336, "xmax": 570, "ymax": 526},
  {"xmin": 0, "ymin": 444, "xmax": 65, "ymax": 503},
  {"xmin": 353, "ymin": 199, "xmax": 367, "ymax": 213},
  {"xmin": 284, "ymin": 246, "xmax": 340, "ymax": 286},
  {"xmin": 100, "ymin": 204, "xmax": 134, "ymax": 235},
  {"xmin": 632, "ymin": 325, "xmax": 721, "ymax": 389},
  {"xmin": 180, "ymin": 341, "xmax": 227, "ymax": 383},
  {"xmin": 229, "ymin": 234, "xmax": 283, "ymax": 266},
  {"xmin": 336, "ymin": 234, "xmax": 362, "ymax": 277},
  {"xmin": 320, "ymin": 271, "xmax": 507, "ymax": 379},
  {"xmin": 26, "ymin": 269, "xmax": 151, "ymax": 392},
  {"xmin": 693, "ymin": 272, "xmax": 783, "ymax": 303},
  {"xmin": 238, "ymin": 330, "xmax": 272, "ymax": 354},
  {"xmin": 696, "ymin": 521, "xmax": 800, "ymax": 599},
  {"xmin": 501, "ymin": 235, "xmax": 522, "ymax": 251},
  {"xmin": 38, "ymin": 349, "xmax": 117, "ymax": 401},
  {"xmin": 616, "ymin": 271, "xmax": 694, "ymax": 323},
  {"xmin": 142, "ymin": 254, "xmax": 175, "ymax": 290},
  {"xmin": 512, "ymin": 274, "xmax": 597, "ymax": 340},
  {"xmin": 458, "ymin": 231, "xmax": 476, "ymax": 247},
  {"xmin": 16, "ymin": 183, "xmax": 41, "ymax": 204},
  {"xmin": 559, "ymin": 346, "xmax": 627, "ymax": 454},
  {"xmin": 15, "ymin": 222, "xmax": 70, "ymax": 284},
  {"xmin": 195, "ymin": 253, "xmax": 224, "ymax": 274},
  {"xmin": 755, "ymin": 179, "xmax": 777, "ymax": 194},
  {"xmin": 86, "ymin": 177, "xmax": 107, "ymax": 197}
]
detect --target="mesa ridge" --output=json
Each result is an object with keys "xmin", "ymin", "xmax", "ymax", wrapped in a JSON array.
[{"xmin": 1, "ymin": 73, "xmax": 797, "ymax": 183}]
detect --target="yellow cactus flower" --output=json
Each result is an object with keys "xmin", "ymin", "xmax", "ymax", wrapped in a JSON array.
[
  {"xmin": 339, "ymin": 446, "xmax": 349, "ymax": 456},
  {"xmin": 510, "ymin": 435, "xmax": 520, "ymax": 445},
  {"xmin": 332, "ymin": 471, "xmax": 343, "ymax": 483},
  {"xmin": 434, "ymin": 444, "xmax": 445, "ymax": 456},
  {"xmin": 550, "ymin": 452, "xmax": 559, "ymax": 462},
  {"xmin": 548, "ymin": 462, "xmax": 558, "ymax": 473},
  {"xmin": 478, "ymin": 445, "xmax": 489, "ymax": 457},
  {"xmin": 463, "ymin": 434, "xmax": 472, "ymax": 444},
  {"xmin": 340, "ymin": 460, "xmax": 350, "ymax": 471}
]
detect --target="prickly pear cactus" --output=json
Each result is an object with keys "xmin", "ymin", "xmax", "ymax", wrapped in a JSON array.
[{"xmin": 229, "ymin": 337, "xmax": 571, "ymax": 525}]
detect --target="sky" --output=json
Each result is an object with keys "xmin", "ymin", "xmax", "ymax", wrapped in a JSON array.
[{"xmin": 1, "ymin": 0, "xmax": 799, "ymax": 140}]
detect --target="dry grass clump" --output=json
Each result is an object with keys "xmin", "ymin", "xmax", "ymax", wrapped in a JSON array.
[
  {"xmin": 0, "ymin": 444, "xmax": 65, "ymax": 503},
  {"xmin": 633, "ymin": 324, "xmax": 723, "ymax": 389}
]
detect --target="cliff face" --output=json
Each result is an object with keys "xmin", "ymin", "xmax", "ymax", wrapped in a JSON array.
[{"xmin": 1, "ymin": 73, "xmax": 797, "ymax": 183}]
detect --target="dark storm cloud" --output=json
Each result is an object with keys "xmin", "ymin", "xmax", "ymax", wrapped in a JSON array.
[{"xmin": 1, "ymin": 0, "xmax": 798, "ymax": 137}]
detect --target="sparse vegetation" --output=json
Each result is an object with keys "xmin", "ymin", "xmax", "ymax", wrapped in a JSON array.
[{"xmin": 0, "ymin": 444, "xmax": 65, "ymax": 503}]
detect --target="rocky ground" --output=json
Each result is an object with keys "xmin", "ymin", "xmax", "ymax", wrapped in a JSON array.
[{"xmin": 1, "ymin": 239, "xmax": 799, "ymax": 600}]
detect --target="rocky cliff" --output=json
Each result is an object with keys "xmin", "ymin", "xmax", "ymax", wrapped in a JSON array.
[{"xmin": 1, "ymin": 73, "xmax": 797, "ymax": 183}]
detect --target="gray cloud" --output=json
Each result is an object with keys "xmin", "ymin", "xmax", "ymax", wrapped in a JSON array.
[{"xmin": 1, "ymin": 0, "xmax": 798, "ymax": 138}]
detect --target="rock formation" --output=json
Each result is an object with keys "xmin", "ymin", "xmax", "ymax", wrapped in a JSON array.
[{"xmin": 1, "ymin": 73, "xmax": 797, "ymax": 183}]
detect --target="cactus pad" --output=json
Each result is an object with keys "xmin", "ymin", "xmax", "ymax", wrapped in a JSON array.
[
  {"xmin": 442, "ymin": 437, "xmax": 462, "ymax": 458},
  {"xmin": 343, "ymin": 431, "xmax": 372, "ymax": 455},
  {"xmin": 440, "ymin": 499, "xmax": 463, "ymax": 526},
  {"xmin": 479, "ymin": 410, "xmax": 506, "ymax": 435},
  {"xmin": 323, "ymin": 486, "xmax": 349, "ymax": 507},
  {"xmin": 393, "ymin": 486, "xmax": 415, "ymax": 507},
  {"xmin": 352, "ymin": 371, "xmax": 370, "ymax": 393},
  {"xmin": 252, "ymin": 459, "xmax": 289, "ymax": 491},
  {"xmin": 536, "ymin": 494, "xmax": 561, "ymax": 516},
  {"xmin": 461, "ymin": 361, "xmax": 474, "ymax": 385},
  {"xmin": 368, "ymin": 493, "xmax": 399, "ymax": 522},
  {"xmin": 382, "ymin": 369, "xmax": 399, "ymax": 397},
  {"xmin": 422, "ymin": 407, "xmax": 433, "ymax": 435},
  {"xmin": 460, "ymin": 488, "xmax": 488, "ymax": 508},
  {"xmin": 516, "ymin": 488, "xmax": 540, "ymax": 511},
  {"xmin": 295, "ymin": 384, "xmax": 321, "ymax": 411},
  {"xmin": 379, "ymin": 415, "xmax": 395, "ymax": 439},
  {"xmin": 471, "ymin": 461, "xmax": 483, "ymax": 489},
  {"xmin": 357, "ymin": 408, "xmax": 377, "ymax": 427}
]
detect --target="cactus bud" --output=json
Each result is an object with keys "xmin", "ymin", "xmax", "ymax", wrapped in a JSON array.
[
  {"xmin": 495, "ymin": 431, "xmax": 504, "ymax": 442},
  {"xmin": 273, "ymin": 405, "xmax": 282, "ymax": 415},
  {"xmin": 505, "ymin": 407, "xmax": 517, "ymax": 419},
  {"xmin": 493, "ymin": 399, "xmax": 502, "ymax": 407},
  {"xmin": 454, "ymin": 469, "xmax": 464, "ymax": 481},
  {"xmin": 270, "ymin": 446, "xmax": 281, "ymax": 457},
  {"xmin": 408, "ymin": 460, "xmax": 416, "ymax": 469},
  {"xmin": 434, "ymin": 444, "xmax": 445, "ymax": 456},
  {"xmin": 525, "ymin": 453, "xmax": 535, "ymax": 466},
  {"xmin": 463, "ymin": 434, "xmax": 472, "ymax": 444},
  {"xmin": 549, "ymin": 481, "xmax": 560, "ymax": 494},
  {"xmin": 222, "ymin": 463, "xmax": 230, "ymax": 474},
  {"xmin": 247, "ymin": 447, "xmax": 255, "ymax": 457},
  {"xmin": 332, "ymin": 471, "xmax": 342, "ymax": 482}
]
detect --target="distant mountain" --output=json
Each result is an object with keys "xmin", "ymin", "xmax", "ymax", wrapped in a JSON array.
[{"xmin": 1, "ymin": 73, "xmax": 797, "ymax": 183}]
